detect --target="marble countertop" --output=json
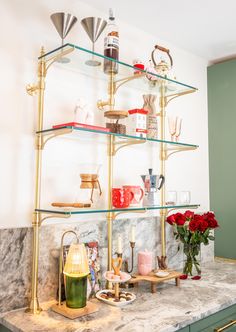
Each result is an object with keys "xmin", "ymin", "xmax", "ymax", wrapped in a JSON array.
[{"xmin": 1, "ymin": 260, "xmax": 236, "ymax": 332}]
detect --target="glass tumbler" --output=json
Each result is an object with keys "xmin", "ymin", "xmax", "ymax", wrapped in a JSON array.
[
  {"xmin": 179, "ymin": 191, "xmax": 191, "ymax": 205},
  {"xmin": 166, "ymin": 191, "xmax": 177, "ymax": 205}
]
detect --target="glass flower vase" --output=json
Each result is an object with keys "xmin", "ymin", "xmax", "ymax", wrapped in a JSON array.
[{"xmin": 183, "ymin": 243, "xmax": 201, "ymax": 278}]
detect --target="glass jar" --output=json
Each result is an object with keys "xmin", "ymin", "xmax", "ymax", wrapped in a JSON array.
[
  {"xmin": 74, "ymin": 164, "xmax": 102, "ymax": 208},
  {"xmin": 65, "ymin": 275, "xmax": 87, "ymax": 308},
  {"xmin": 183, "ymin": 243, "xmax": 201, "ymax": 277}
]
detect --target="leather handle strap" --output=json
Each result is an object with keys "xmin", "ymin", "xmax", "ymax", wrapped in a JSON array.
[{"xmin": 151, "ymin": 44, "xmax": 173, "ymax": 67}]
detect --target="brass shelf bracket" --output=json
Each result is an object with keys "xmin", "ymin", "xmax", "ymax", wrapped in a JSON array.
[
  {"xmin": 32, "ymin": 211, "xmax": 71, "ymax": 226},
  {"xmin": 40, "ymin": 213, "xmax": 71, "ymax": 224},
  {"xmin": 112, "ymin": 137, "xmax": 146, "ymax": 156},
  {"xmin": 166, "ymin": 89, "xmax": 197, "ymax": 106},
  {"xmin": 163, "ymin": 145, "xmax": 198, "ymax": 160},
  {"xmin": 45, "ymin": 45, "xmax": 75, "ymax": 72},
  {"xmin": 97, "ymin": 73, "xmax": 145, "ymax": 111},
  {"xmin": 113, "ymin": 209, "xmax": 146, "ymax": 220},
  {"xmin": 26, "ymin": 46, "xmax": 75, "ymax": 97},
  {"xmin": 35, "ymin": 128, "xmax": 73, "ymax": 150},
  {"xmin": 114, "ymin": 73, "xmax": 146, "ymax": 92},
  {"xmin": 166, "ymin": 205, "xmax": 200, "ymax": 216}
]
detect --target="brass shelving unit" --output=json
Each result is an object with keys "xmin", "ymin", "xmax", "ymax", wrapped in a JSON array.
[{"xmin": 26, "ymin": 43, "xmax": 198, "ymax": 314}]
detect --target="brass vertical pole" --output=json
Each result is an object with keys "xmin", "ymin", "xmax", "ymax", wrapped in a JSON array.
[
  {"xmin": 26, "ymin": 47, "xmax": 46, "ymax": 313},
  {"xmin": 108, "ymin": 71, "xmax": 115, "ymax": 111},
  {"xmin": 107, "ymin": 135, "xmax": 114, "ymax": 279},
  {"xmin": 159, "ymin": 81, "xmax": 167, "ymax": 257},
  {"xmin": 106, "ymin": 67, "xmax": 116, "ymax": 288}
]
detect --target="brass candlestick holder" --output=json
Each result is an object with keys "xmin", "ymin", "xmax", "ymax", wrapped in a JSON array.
[
  {"xmin": 157, "ymin": 255, "xmax": 168, "ymax": 270},
  {"xmin": 124, "ymin": 241, "xmax": 135, "ymax": 273}
]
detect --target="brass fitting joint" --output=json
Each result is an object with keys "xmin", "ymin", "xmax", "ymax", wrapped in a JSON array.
[
  {"xmin": 32, "ymin": 212, "xmax": 41, "ymax": 226},
  {"xmin": 97, "ymin": 99, "xmax": 109, "ymax": 110},
  {"xmin": 35, "ymin": 135, "xmax": 44, "ymax": 150}
]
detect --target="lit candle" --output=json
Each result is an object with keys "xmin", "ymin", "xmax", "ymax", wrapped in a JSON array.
[
  {"xmin": 117, "ymin": 236, "xmax": 122, "ymax": 254},
  {"xmin": 130, "ymin": 226, "xmax": 136, "ymax": 243}
]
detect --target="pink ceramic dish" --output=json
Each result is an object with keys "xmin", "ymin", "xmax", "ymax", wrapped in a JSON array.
[{"xmin": 104, "ymin": 271, "xmax": 131, "ymax": 283}]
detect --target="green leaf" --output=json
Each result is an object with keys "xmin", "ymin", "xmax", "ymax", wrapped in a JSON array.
[
  {"xmin": 177, "ymin": 227, "xmax": 185, "ymax": 235},
  {"xmin": 184, "ymin": 235, "xmax": 189, "ymax": 242},
  {"xmin": 208, "ymin": 235, "xmax": 215, "ymax": 241}
]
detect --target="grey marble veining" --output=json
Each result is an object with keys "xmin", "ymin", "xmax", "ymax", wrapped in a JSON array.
[
  {"xmin": 0, "ymin": 216, "xmax": 214, "ymax": 313},
  {"xmin": 0, "ymin": 228, "xmax": 32, "ymax": 312},
  {"xmin": 1, "ymin": 261, "xmax": 236, "ymax": 332}
]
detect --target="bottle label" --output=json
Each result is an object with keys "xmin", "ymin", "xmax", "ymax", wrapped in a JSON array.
[{"xmin": 104, "ymin": 36, "xmax": 119, "ymax": 50}]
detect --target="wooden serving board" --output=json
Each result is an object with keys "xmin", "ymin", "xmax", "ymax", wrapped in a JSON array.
[
  {"xmin": 51, "ymin": 301, "xmax": 98, "ymax": 320},
  {"xmin": 129, "ymin": 270, "xmax": 181, "ymax": 293}
]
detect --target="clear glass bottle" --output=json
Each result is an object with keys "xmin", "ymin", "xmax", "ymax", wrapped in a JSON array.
[{"xmin": 103, "ymin": 8, "xmax": 119, "ymax": 74}]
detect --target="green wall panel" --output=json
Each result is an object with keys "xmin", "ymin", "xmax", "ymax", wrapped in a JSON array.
[
  {"xmin": 0, "ymin": 325, "xmax": 11, "ymax": 332},
  {"xmin": 208, "ymin": 59, "xmax": 236, "ymax": 259}
]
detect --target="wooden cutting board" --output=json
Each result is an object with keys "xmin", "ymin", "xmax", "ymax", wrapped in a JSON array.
[{"xmin": 129, "ymin": 270, "xmax": 181, "ymax": 293}]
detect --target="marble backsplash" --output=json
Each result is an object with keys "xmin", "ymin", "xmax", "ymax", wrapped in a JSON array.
[{"xmin": 0, "ymin": 217, "xmax": 214, "ymax": 313}]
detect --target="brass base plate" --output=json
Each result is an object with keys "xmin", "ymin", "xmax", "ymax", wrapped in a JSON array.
[
  {"xmin": 129, "ymin": 270, "xmax": 181, "ymax": 293},
  {"xmin": 25, "ymin": 307, "xmax": 42, "ymax": 314},
  {"xmin": 104, "ymin": 110, "xmax": 128, "ymax": 119},
  {"xmin": 51, "ymin": 301, "xmax": 99, "ymax": 320}
]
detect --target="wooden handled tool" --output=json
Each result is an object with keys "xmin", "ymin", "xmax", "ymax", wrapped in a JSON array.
[{"xmin": 52, "ymin": 202, "xmax": 91, "ymax": 208}]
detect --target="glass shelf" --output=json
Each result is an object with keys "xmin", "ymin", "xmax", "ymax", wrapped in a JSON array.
[
  {"xmin": 39, "ymin": 43, "xmax": 197, "ymax": 97},
  {"xmin": 36, "ymin": 204, "xmax": 200, "ymax": 216},
  {"xmin": 37, "ymin": 126, "xmax": 198, "ymax": 149}
]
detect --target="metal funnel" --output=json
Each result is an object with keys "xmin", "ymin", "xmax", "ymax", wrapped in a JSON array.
[
  {"xmin": 81, "ymin": 17, "xmax": 107, "ymax": 66},
  {"xmin": 51, "ymin": 12, "xmax": 77, "ymax": 42},
  {"xmin": 51, "ymin": 12, "xmax": 77, "ymax": 63}
]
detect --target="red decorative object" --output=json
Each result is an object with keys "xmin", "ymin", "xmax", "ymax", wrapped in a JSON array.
[
  {"xmin": 128, "ymin": 108, "xmax": 148, "ymax": 115},
  {"xmin": 122, "ymin": 185, "xmax": 144, "ymax": 206},
  {"xmin": 133, "ymin": 59, "xmax": 145, "ymax": 74},
  {"xmin": 191, "ymin": 276, "xmax": 201, "ymax": 280},
  {"xmin": 112, "ymin": 188, "xmax": 134, "ymax": 208},
  {"xmin": 134, "ymin": 63, "xmax": 145, "ymax": 70},
  {"xmin": 166, "ymin": 211, "xmax": 219, "ymax": 233},
  {"xmin": 179, "ymin": 274, "xmax": 188, "ymax": 280},
  {"xmin": 52, "ymin": 122, "xmax": 111, "ymax": 132}
]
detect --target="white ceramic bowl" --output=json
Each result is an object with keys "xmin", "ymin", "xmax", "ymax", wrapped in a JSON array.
[
  {"xmin": 155, "ymin": 271, "xmax": 170, "ymax": 278},
  {"xmin": 96, "ymin": 289, "xmax": 136, "ymax": 307}
]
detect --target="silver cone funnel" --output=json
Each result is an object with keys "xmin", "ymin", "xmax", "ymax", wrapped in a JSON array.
[
  {"xmin": 51, "ymin": 12, "xmax": 77, "ymax": 41},
  {"xmin": 51, "ymin": 12, "xmax": 77, "ymax": 63},
  {"xmin": 81, "ymin": 17, "xmax": 107, "ymax": 66},
  {"xmin": 81, "ymin": 17, "xmax": 107, "ymax": 43}
]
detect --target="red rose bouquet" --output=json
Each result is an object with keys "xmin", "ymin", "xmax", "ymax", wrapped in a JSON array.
[{"xmin": 166, "ymin": 211, "xmax": 219, "ymax": 278}]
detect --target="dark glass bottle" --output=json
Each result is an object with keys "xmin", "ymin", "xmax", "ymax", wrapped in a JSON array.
[{"xmin": 103, "ymin": 9, "xmax": 119, "ymax": 74}]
